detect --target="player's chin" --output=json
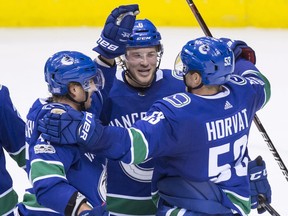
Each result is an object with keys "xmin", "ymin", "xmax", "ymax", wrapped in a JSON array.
[
  {"xmin": 136, "ymin": 72, "xmax": 153, "ymax": 81},
  {"xmin": 135, "ymin": 76, "xmax": 152, "ymax": 85}
]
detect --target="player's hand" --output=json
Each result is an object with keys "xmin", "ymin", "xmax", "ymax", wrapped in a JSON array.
[
  {"xmin": 93, "ymin": 4, "xmax": 140, "ymax": 59},
  {"xmin": 248, "ymin": 155, "xmax": 272, "ymax": 214},
  {"xmin": 38, "ymin": 108, "xmax": 103, "ymax": 148},
  {"xmin": 38, "ymin": 108, "xmax": 81, "ymax": 144},
  {"xmin": 220, "ymin": 37, "xmax": 256, "ymax": 64},
  {"xmin": 79, "ymin": 203, "xmax": 108, "ymax": 216}
]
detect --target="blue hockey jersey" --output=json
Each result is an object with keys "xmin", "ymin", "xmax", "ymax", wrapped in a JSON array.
[
  {"xmin": 89, "ymin": 59, "xmax": 271, "ymax": 215},
  {"xmin": 17, "ymin": 98, "xmax": 106, "ymax": 215},
  {"xmin": 0, "ymin": 84, "xmax": 26, "ymax": 216},
  {"xmin": 100, "ymin": 68, "xmax": 185, "ymax": 215}
]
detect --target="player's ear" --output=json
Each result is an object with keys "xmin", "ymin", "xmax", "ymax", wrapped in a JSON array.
[
  {"xmin": 68, "ymin": 83, "xmax": 79, "ymax": 97},
  {"xmin": 191, "ymin": 72, "xmax": 202, "ymax": 86}
]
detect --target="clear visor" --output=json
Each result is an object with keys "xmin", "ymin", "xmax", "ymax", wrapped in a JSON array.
[{"xmin": 82, "ymin": 69, "xmax": 105, "ymax": 92}]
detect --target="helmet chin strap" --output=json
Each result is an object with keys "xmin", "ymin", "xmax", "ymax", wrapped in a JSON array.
[{"xmin": 66, "ymin": 91, "xmax": 89, "ymax": 111}]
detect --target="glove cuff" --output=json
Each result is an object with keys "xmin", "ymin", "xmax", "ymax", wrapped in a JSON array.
[
  {"xmin": 77, "ymin": 113, "xmax": 104, "ymax": 151},
  {"xmin": 93, "ymin": 34, "xmax": 126, "ymax": 59}
]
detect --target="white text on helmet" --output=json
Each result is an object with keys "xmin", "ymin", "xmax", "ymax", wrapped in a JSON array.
[
  {"xmin": 224, "ymin": 56, "xmax": 232, "ymax": 66},
  {"xmin": 136, "ymin": 36, "xmax": 152, "ymax": 41}
]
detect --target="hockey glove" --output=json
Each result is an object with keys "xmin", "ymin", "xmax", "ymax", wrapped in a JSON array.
[
  {"xmin": 93, "ymin": 4, "xmax": 140, "ymax": 59},
  {"xmin": 38, "ymin": 108, "xmax": 103, "ymax": 148},
  {"xmin": 79, "ymin": 203, "xmax": 108, "ymax": 216},
  {"xmin": 220, "ymin": 37, "xmax": 256, "ymax": 64},
  {"xmin": 248, "ymin": 155, "xmax": 272, "ymax": 214}
]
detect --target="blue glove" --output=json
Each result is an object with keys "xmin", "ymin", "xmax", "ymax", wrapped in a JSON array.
[
  {"xmin": 248, "ymin": 156, "xmax": 272, "ymax": 214},
  {"xmin": 220, "ymin": 37, "xmax": 256, "ymax": 64},
  {"xmin": 38, "ymin": 108, "xmax": 103, "ymax": 148},
  {"xmin": 93, "ymin": 4, "xmax": 140, "ymax": 59},
  {"xmin": 79, "ymin": 203, "xmax": 108, "ymax": 216}
]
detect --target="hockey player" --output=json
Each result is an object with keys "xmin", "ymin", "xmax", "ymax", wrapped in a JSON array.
[
  {"xmin": 16, "ymin": 51, "xmax": 107, "ymax": 216},
  {"xmin": 0, "ymin": 84, "xmax": 26, "ymax": 216},
  {"xmin": 16, "ymin": 4, "xmax": 139, "ymax": 216},
  {"xmin": 93, "ymin": 18, "xmax": 185, "ymax": 216},
  {"xmin": 39, "ymin": 36, "xmax": 272, "ymax": 215}
]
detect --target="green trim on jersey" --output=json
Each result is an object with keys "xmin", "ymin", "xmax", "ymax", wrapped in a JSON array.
[
  {"xmin": 10, "ymin": 146, "xmax": 26, "ymax": 168},
  {"xmin": 22, "ymin": 193, "xmax": 42, "ymax": 208},
  {"xmin": 129, "ymin": 128, "xmax": 149, "ymax": 164},
  {"xmin": 169, "ymin": 208, "xmax": 182, "ymax": 216},
  {"xmin": 30, "ymin": 159, "xmax": 65, "ymax": 183},
  {"xmin": 0, "ymin": 188, "xmax": 18, "ymax": 215},
  {"xmin": 225, "ymin": 190, "xmax": 251, "ymax": 214},
  {"xmin": 21, "ymin": 193, "xmax": 58, "ymax": 213},
  {"xmin": 257, "ymin": 71, "xmax": 271, "ymax": 107},
  {"xmin": 152, "ymin": 192, "xmax": 160, "ymax": 206},
  {"xmin": 106, "ymin": 195, "xmax": 157, "ymax": 215}
]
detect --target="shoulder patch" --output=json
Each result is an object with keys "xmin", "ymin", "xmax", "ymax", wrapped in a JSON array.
[
  {"xmin": 171, "ymin": 70, "xmax": 184, "ymax": 80},
  {"xmin": 163, "ymin": 93, "xmax": 191, "ymax": 108},
  {"xmin": 229, "ymin": 75, "xmax": 247, "ymax": 85}
]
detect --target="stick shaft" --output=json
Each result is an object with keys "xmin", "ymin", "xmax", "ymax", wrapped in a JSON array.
[
  {"xmin": 258, "ymin": 195, "xmax": 281, "ymax": 216},
  {"xmin": 185, "ymin": 0, "xmax": 212, "ymax": 37},
  {"xmin": 253, "ymin": 115, "xmax": 288, "ymax": 182}
]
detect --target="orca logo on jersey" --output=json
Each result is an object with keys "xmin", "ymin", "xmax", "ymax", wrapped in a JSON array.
[
  {"xmin": 97, "ymin": 37, "xmax": 119, "ymax": 51},
  {"xmin": 163, "ymin": 93, "xmax": 191, "ymax": 108},
  {"xmin": 120, "ymin": 161, "xmax": 153, "ymax": 182},
  {"xmin": 79, "ymin": 112, "xmax": 93, "ymax": 141}
]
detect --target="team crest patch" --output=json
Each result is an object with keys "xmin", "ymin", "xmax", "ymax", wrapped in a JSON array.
[
  {"xmin": 229, "ymin": 75, "xmax": 247, "ymax": 85},
  {"xmin": 172, "ymin": 70, "xmax": 184, "ymax": 80},
  {"xmin": 163, "ymin": 93, "xmax": 191, "ymax": 108},
  {"xmin": 34, "ymin": 144, "xmax": 56, "ymax": 154}
]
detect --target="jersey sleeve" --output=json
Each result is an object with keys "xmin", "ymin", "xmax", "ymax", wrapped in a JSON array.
[
  {"xmin": 0, "ymin": 85, "xmax": 26, "ymax": 168},
  {"xmin": 234, "ymin": 58, "xmax": 271, "ymax": 109},
  {"xmin": 92, "ymin": 102, "xmax": 177, "ymax": 164},
  {"xmin": 29, "ymin": 137, "xmax": 82, "ymax": 214}
]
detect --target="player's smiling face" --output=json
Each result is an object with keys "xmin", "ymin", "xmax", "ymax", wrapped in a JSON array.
[{"xmin": 125, "ymin": 47, "xmax": 158, "ymax": 87}]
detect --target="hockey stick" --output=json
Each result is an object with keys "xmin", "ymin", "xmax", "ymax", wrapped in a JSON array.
[
  {"xmin": 185, "ymin": 0, "xmax": 288, "ymax": 183},
  {"xmin": 258, "ymin": 194, "xmax": 281, "ymax": 216},
  {"xmin": 253, "ymin": 114, "xmax": 288, "ymax": 182}
]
